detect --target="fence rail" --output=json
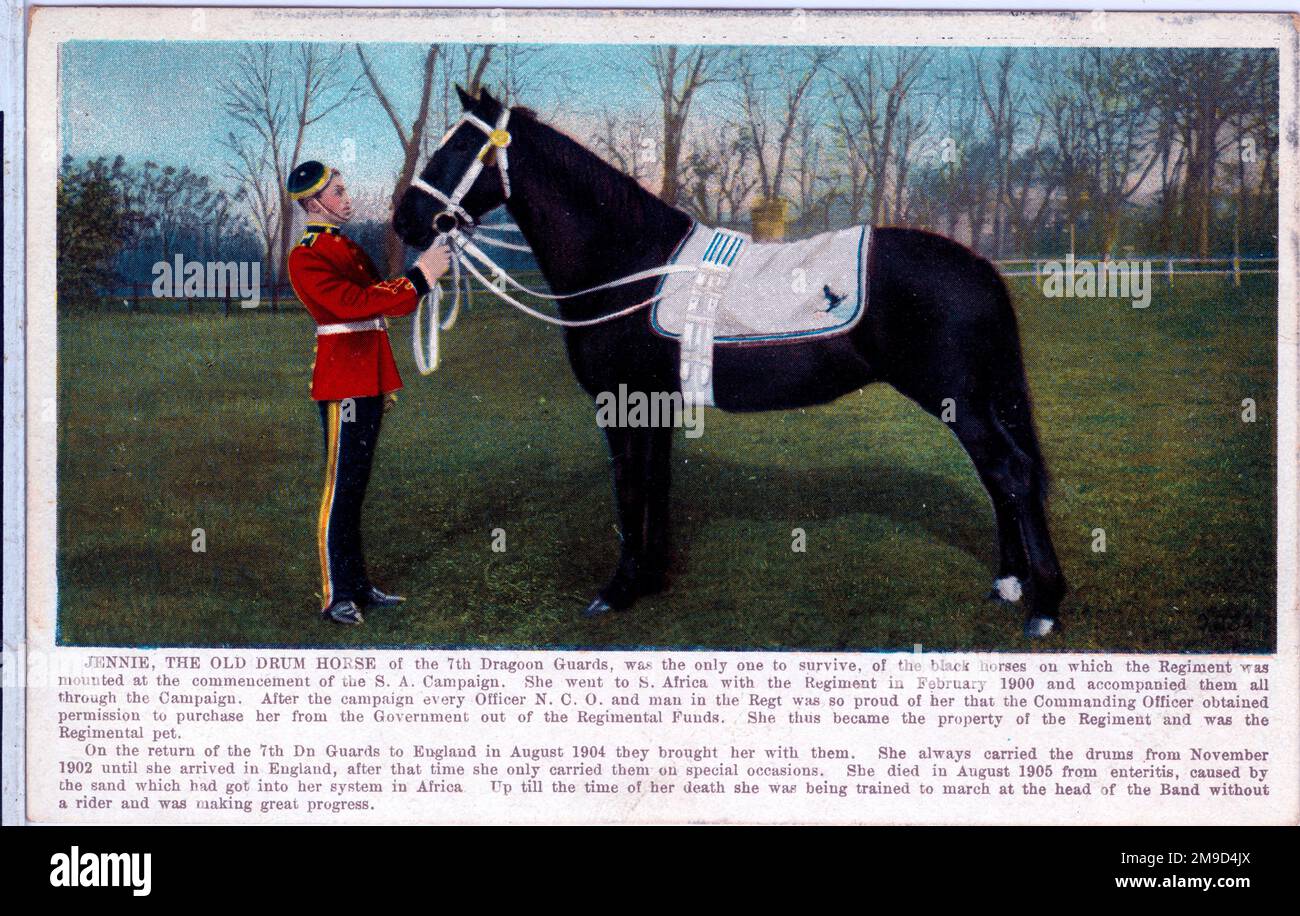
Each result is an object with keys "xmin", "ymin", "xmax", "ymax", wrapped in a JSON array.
[
  {"xmin": 86, "ymin": 259, "xmax": 1274, "ymax": 315},
  {"xmin": 995, "ymin": 255, "xmax": 1279, "ymax": 285}
]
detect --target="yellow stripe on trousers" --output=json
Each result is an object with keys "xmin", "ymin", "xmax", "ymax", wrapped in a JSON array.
[{"xmin": 317, "ymin": 401, "xmax": 341, "ymax": 609}]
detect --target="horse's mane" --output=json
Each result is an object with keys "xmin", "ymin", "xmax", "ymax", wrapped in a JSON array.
[{"xmin": 512, "ymin": 106, "xmax": 686, "ymax": 231}]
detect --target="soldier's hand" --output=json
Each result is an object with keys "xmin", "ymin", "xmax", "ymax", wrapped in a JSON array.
[{"xmin": 416, "ymin": 240, "xmax": 453, "ymax": 284}]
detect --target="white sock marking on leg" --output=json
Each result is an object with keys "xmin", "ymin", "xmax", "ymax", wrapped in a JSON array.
[{"xmin": 994, "ymin": 576, "xmax": 1023, "ymax": 602}]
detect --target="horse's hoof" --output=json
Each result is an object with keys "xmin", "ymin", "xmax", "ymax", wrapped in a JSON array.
[
  {"xmin": 581, "ymin": 597, "xmax": 617, "ymax": 619},
  {"xmin": 1023, "ymin": 616, "xmax": 1057, "ymax": 638},
  {"xmin": 988, "ymin": 576, "xmax": 1023, "ymax": 603}
]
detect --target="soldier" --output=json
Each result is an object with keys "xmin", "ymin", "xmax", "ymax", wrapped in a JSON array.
[{"xmin": 286, "ymin": 160, "xmax": 451, "ymax": 625}]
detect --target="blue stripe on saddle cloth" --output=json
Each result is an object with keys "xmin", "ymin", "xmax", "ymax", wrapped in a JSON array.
[{"xmin": 650, "ymin": 223, "xmax": 871, "ymax": 345}]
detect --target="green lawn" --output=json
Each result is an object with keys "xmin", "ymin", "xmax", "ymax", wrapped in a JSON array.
[{"xmin": 56, "ymin": 274, "xmax": 1276, "ymax": 651}]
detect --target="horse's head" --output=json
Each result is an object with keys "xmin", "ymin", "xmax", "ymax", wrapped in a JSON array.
[{"xmin": 393, "ymin": 86, "xmax": 513, "ymax": 251}]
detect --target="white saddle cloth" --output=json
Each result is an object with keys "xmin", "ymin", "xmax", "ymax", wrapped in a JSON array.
[{"xmin": 651, "ymin": 223, "xmax": 871, "ymax": 344}]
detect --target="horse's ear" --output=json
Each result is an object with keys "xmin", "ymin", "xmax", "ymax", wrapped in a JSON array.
[
  {"xmin": 455, "ymin": 84, "xmax": 476, "ymax": 110},
  {"xmin": 478, "ymin": 87, "xmax": 500, "ymax": 110}
]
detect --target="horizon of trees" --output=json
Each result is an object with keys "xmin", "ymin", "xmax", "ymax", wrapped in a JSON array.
[{"xmin": 58, "ymin": 43, "xmax": 1279, "ymax": 304}]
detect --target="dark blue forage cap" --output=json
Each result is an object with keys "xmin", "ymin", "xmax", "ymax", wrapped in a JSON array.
[{"xmin": 287, "ymin": 161, "xmax": 334, "ymax": 200}]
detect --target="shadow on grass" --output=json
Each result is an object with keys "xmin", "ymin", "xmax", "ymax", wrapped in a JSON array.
[{"xmin": 549, "ymin": 453, "xmax": 995, "ymax": 596}]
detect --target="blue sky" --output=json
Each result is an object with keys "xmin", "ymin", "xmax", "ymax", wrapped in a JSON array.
[
  {"xmin": 59, "ymin": 40, "xmax": 1006, "ymax": 182},
  {"xmin": 60, "ymin": 40, "xmax": 688, "ymax": 193},
  {"xmin": 60, "ymin": 41, "xmax": 1191, "ymax": 210}
]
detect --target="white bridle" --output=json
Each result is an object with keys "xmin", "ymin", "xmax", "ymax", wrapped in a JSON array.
[
  {"xmin": 406, "ymin": 105, "xmax": 698, "ymax": 375},
  {"xmin": 409, "ymin": 107, "xmax": 513, "ymax": 233}
]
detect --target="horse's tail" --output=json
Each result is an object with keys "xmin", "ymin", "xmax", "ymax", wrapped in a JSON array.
[{"xmin": 987, "ymin": 270, "xmax": 1051, "ymax": 498}]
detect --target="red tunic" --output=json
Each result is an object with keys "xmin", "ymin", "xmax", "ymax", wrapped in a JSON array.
[{"xmin": 287, "ymin": 225, "xmax": 427, "ymax": 401}]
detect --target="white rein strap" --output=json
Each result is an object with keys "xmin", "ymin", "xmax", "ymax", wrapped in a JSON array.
[
  {"xmin": 412, "ymin": 286, "xmax": 440, "ymax": 375},
  {"xmin": 412, "ymin": 243, "xmax": 467, "ymax": 376},
  {"xmin": 453, "ymin": 237, "xmax": 695, "ymax": 328},
  {"xmin": 458, "ymin": 234, "xmax": 697, "ymax": 305}
]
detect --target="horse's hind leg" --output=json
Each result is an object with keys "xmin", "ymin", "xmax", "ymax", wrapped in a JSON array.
[
  {"xmin": 950, "ymin": 404, "xmax": 1066, "ymax": 637},
  {"xmin": 892, "ymin": 379, "xmax": 1065, "ymax": 637},
  {"xmin": 947, "ymin": 410, "xmax": 1031, "ymax": 602},
  {"xmin": 863, "ymin": 227, "xmax": 1066, "ymax": 635},
  {"xmin": 1013, "ymin": 471, "xmax": 1068, "ymax": 637}
]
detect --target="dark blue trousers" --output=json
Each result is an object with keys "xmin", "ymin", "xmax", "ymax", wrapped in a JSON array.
[{"xmin": 316, "ymin": 396, "xmax": 384, "ymax": 609}]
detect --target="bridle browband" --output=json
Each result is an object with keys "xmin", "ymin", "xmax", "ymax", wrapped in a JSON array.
[{"xmin": 409, "ymin": 107, "xmax": 513, "ymax": 233}]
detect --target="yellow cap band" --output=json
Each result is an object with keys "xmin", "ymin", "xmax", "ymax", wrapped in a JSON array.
[{"xmin": 289, "ymin": 165, "xmax": 333, "ymax": 201}]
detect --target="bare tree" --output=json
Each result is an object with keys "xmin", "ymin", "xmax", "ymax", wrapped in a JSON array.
[
  {"xmin": 939, "ymin": 92, "xmax": 990, "ymax": 246},
  {"xmin": 681, "ymin": 122, "xmax": 758, "ymax": 225},
  {"xmin": 1240, "ymin": 51, "xmax": 1279, "ymax": 252},
  {"xmin": 483, "ymin": 45, "xmax": 542, "ymax": 107},
  {"xmin": 1222, "ymin": 50, "xmax": 1278, "ymax": 259},
  {"xmin": 129, "ymin": 162, "xmax": 225, "ymax": 263},
  {"xmin": 1074, "ymin": 49, "xmax": 1160, "ymax": 255},
  {"xmin": 969, "ymin": 49, "xmax": 1020, "ymax": 256},
  {"xmin": 889, "ymin": 99, "xmax": 934, "ymax": 225},
  {"xmin": 1000, "ymin": 51, "xmax": 1058, "ymax": 254},
  {"xmin": 219, "ymin": 43, "xmax": 364, "ymax": 282},
  {"xmin": 223, "ymin": 132, "xmax": 281, "ymax": 279},
  {"xmin": 357, "ymin": 43, "xmax": 440, "ymax": 274},
  {"xmin": 218, "ymin": 45, "xmax": 289, "ymax": 279},
  {"xmin": 791, "ymin": 102, "xmax": 838, "ymax": 230},
  {"xmin": 736, "ymin": 47, "xmax": 837, "ymax": 207},
  {"xmin": 827, "ymin": 119, "xmax": 870, "ymax": 225},
  {"xmin": 832, "ymin": 48, "xmax": 931, "ymax": 226},
  {"xmin": 594, "ymin": 109, "xmax": 657, "ymax": 185},
  {"xmin": 640, "ymin": 46, "xmax": 723, "ymax": 206},
  {"xmin": 1147, "ymin": 49, "xmax": 1256, "ymax": 257}
]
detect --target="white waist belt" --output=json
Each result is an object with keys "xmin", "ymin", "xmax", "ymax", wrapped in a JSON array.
[{"xmin": 315, "ymin": 317, "xmax": 387, "ymax": 336}]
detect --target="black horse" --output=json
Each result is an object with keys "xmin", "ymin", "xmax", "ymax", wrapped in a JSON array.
[{"xmin": 394, "ymin": 88, "xmax": 1067, "ymax": 638}]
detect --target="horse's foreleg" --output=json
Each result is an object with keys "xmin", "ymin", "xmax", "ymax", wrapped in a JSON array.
[
  {"xmin": 640, "ymin": 425, "xmax": 675, "ymax": 595},
  {"xmin": 582, "ymin": 425, "xmax": 651, "ymax": 618}
]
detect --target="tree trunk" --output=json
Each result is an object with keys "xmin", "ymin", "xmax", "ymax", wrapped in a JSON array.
[{"xmin": 660, "ymin": 115, "xmax": 682, "ymax": 206}]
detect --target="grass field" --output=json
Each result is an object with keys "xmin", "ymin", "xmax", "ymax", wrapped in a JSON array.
[{"xmin": 56, "ymin": 274, "xmax": 1276, "ymax": 651}]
